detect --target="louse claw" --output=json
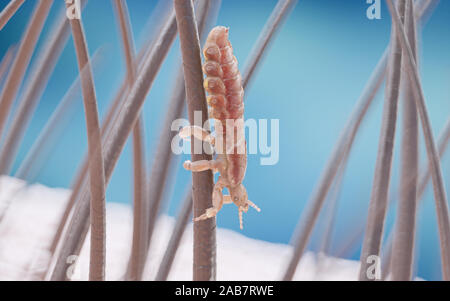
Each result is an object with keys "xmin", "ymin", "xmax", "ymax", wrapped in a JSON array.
[{"xmin": 193, "ymin": 207, "xmax": 219, "ymax": 222}]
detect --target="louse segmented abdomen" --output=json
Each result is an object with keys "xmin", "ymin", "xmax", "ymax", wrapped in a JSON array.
[
  {"xmin": 202, "ymin": 26, "xmax": 246, "ymax": 187},
  {"xmin": 203, "ymin": 26, "xmax": 244, "ymax": 121}
]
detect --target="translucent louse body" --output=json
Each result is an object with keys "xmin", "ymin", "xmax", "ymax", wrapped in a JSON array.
[{"xmin": 179, "ymin": 26, "xmax": 260, "ymax": 229}]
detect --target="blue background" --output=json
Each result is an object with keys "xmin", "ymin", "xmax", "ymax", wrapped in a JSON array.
[{"xmin": 0, "ymin": 0, "xmax": 449, "ymax": 280}]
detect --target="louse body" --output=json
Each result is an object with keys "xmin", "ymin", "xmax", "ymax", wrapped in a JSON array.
[
  {"xmin": 179, "ymin": 26, "xmax": 260, "ymax": 229},
  {"xmin": 203, "ymin": 26, "xmax": 246, "ymax": 187}
]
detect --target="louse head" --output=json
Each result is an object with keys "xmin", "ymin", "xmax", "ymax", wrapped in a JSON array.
[
  {"xmin": 229, "ymin": 183, "xmax": 248, "ymax": 208},
  {"xmin": 229, "ymin": 184, "xmax": 261, "ymax": 230}
]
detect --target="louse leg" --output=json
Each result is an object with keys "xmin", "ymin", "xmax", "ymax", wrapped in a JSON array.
[
  {"xmin": 183, "ymin": 159, "xmax": 223, "ymax": 173},
  {"xmin": 193, "ymin": 207, "xmax": 220, "ymax": 222},
  {"xmin": 179, "ymin": 125, "xmax": 215, "ymax": 146},
  {"xmin": 193, "ymin": 177, "xmax": 226, "ymax": 222},
  {"xmin": 222, "ymin": 195, "xmax": 233, "ymax": 204},
  {"xmin": 179, "ymin": 126, "xmax": 219, "ymax": 171}
]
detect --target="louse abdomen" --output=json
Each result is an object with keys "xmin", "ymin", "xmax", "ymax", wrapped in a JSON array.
[
  {"xmin": 202, "ymin": 26, "xmax": 247, "ymax": 186},
  {"xmin": 203, "ymin": 26, "xmax": 244, "ymax": 122}
]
